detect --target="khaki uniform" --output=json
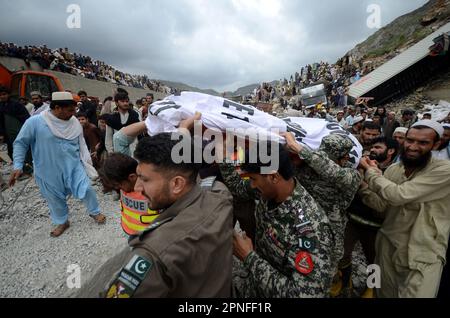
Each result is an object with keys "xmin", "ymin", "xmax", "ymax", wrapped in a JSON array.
[
  {"xmin": 78, "ymin": 181, "xmax": 233, "ymax": 298},
  {"xmin": 361, "ymin": 158, "xmax": 450, "ymax": 298}
]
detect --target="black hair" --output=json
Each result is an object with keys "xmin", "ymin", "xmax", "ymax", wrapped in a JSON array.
[
  {"xmin": 116, "ymin": 88, "xmax": 128, "ymax": 95},
  {"xmin": 408, "ymin": 125, "xmax": 440, "ymax": 143},
  {"xmin": 240, "ymin": 141, "xmax": 294, "ymax": 181},
  {"xmin": 402, "ymin": 109, "xmax": 414, "ymax": 116},
  {"xmin": 0, "ymin": 85, "xmax": 10, "ymax": 94},
  {"xmin": 114, "ymin": 92, "xmax": 129, "ymax": 102},
  {"xmin": 50, "ymin": 99, "xmax": 76, "ymax": 109},
  {"xmin": 77, "ymin": 90, "xmax": 87, "ymax": 96},
  {"xmin": 75, "ymin": 112, "xmax": 88, "ymax": 118},
  {"xmin": 134, "ymin": 133, "xmax": 201, "ymax": 184},
  {"xmin": 371, "ymin": 136, "xmax": 399, "ymax": 159},
  {"xmin": 146, "ymin": 93, "xmax": 154, "ymax": 98},
  {"xmin": 103, "ymin": 96, "xmax": 113, "ymax": 103},
  {"xmin": 362, "ymin": 121, "xmax": 381, "ymax": 132},
  {"xmin": 99, "ymin": 153, "xmax": 138, "ymax": 184}
]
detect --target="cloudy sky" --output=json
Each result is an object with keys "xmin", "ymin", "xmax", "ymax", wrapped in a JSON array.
[{"xmin": 0, "ymin": 0, "xmax": 428, "ymax": 92}]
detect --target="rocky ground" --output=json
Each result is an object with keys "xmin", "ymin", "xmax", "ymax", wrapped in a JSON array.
[
  {"xmin": 0, "ymin": 160, "xmax": 369, "ymax": 298},
  {"xmin": 0, "ymin": 162, "xmax": 128, "ymax": 298}
]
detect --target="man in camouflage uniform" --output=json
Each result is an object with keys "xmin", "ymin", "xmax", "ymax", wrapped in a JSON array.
[
  {"xmin": 283, "ymin": 133, "xmax": 362, "ymax": 286},
  {"xmin": 219, "ymin": 142, "xmax": 335, "ymax": 298}
]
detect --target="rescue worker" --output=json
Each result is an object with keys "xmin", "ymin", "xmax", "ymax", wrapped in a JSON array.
[
  {"xmin": 359, "ymin": 120, "xmax": 450, "ymax": 297},
  {"xmin": 79, "ymin": 133, "xmax": 233, "ymax": 297},
  {"xmin": 98, "ymin": 153, "xmax": 160, "ymax": 237},
  {"xmin": 219, "ymin": 141, "xmax": 335, "ymax": 297}
]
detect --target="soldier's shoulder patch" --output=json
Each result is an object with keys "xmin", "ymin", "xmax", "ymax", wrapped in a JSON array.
[
  {"xmin": 125, "ymin": 255, "xmax": 153, "ymax": 280},
  {"xmin": 294, "ymin": 251, "xmax": 314, "ymax": 275},
  {"xmin": 105, "ymin": 255, "xmax": 153, "ymax": 298}
]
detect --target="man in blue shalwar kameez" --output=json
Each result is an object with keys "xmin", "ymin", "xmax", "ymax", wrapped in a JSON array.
[{"xmin": 9, "ymin": 92, "xmax": 106, "ymax": 237}]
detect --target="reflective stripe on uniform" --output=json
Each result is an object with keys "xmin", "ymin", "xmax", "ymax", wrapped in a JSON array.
[{"xmin": 120, "ymin": 191, "xmax": 160, "ymax": 236}]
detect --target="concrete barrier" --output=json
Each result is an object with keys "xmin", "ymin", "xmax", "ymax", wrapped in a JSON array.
[{"xmin": 0, "ymin": 56, "xmax": 168, "ymax": 102}]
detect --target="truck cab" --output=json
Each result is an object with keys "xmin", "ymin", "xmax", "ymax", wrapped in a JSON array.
[
  {"xmin": 0, "ymin": 63, "xmax": 64, "ymax": 101},
  {"xmin": 300, "ymin": 83, "xmax": 328, "ymax": 109}
]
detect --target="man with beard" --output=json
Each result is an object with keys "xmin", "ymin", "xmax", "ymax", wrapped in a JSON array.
[
  {"xmin": 359, "ymin": 120, "xmax": 450, "ymax": 297},
  {"xmin": 30, "ymin": 91, "xmax": 49, "ymax": 116},
  {"xmin": 81, "ymin": 133, "xmax": 233, "ymax": 298},
  {"xmin": 9, "ymin": 92, "xmax": 105, "ymax": 237},
  {"xmin": 432, "ymin": 124, "xmax": 450, "ymax": 161},
  {"xmin": 336, "ymin": 137, "xmax": 398, "ymax": 298},
  {"xmin": 358, "ymin": 121, "xmax": 381, "ymax": 155},
  {"xmin": 368, "ymin": 137, "xmax": 399, "ymax": 171}
]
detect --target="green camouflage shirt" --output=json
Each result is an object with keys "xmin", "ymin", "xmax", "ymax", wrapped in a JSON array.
[
  {"xmin": 220, "ymin": 163, "xmax": 335, "ymax": 298},
  {"xmin": 295, "ymin": 147, "xmax": 361, "ymax": 267}
]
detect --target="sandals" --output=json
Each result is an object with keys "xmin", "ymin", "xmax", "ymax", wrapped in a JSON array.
[
  {"xmin": 50, "ymin": 221, "xmax": 70, "ymax": 237},
  {"xmin": 90, "ymin": 213, "xmax": 106, "ymax": 224},
  {"xmin": 49, "ymin": 213, "xmax": 105, "ymax": 237}
]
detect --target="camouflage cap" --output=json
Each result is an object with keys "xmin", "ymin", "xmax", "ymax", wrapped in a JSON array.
[{"xmin": 319, "ymin": 134, "xmax": 353, "ymax": 161}]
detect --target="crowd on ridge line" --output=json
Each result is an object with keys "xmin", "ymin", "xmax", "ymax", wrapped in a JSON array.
[
  {"xmin": 249, "ymin": 56, "xmax": 372, "ymax": 107},
  {"xmin": 0, "ymin": 42, "xmax": 177, "ymax": 94},
  {"xmin": 1, "ymin": 84, "xmax": 450, "ymax": 299}
]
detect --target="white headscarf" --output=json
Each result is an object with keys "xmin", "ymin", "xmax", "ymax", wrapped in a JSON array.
[{"xmin": 41, "ymin": 109, "xmax": 98, "ymax": 179}]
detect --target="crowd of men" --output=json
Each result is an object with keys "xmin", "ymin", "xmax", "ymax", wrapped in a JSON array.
[
  {"xmin": 251, "ymin": 55, "xmax": 372, "ymax": 108},
  {"xmin": 0, "ymin": 42, "xmax": 176, "ymax": 94},
  {"xmin": 1, "ymin": 81, "xmax": 450, "ymax": 298}
]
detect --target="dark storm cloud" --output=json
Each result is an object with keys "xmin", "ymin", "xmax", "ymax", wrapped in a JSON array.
[{"xmin": 0, "ymin": 0, "xmax": 428, "ymax": 91}]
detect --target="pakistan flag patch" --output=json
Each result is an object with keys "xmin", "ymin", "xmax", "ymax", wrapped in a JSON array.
[{"xmin": 125, "ymin": 255, "xmax": 152, "ymax": 280}]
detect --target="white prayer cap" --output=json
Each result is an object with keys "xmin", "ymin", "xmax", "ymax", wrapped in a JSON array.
[
  {"xmin": 393, "ymin": 127, "xmax": 408, "ymax": 135},
  {"xmin": 353, "ymin": 116, "xmax": 364, "ymax": 125},
  {"xmin": 411, "ymin": 120, "xmax": 444, "ymax": 138},
  {"xmin": 52, "ymin": 91, "xmax": 74, "ymax": 102},
  {"xmin": 30, "ymin": 91, "xmax": 42, "ymax": 97}
]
